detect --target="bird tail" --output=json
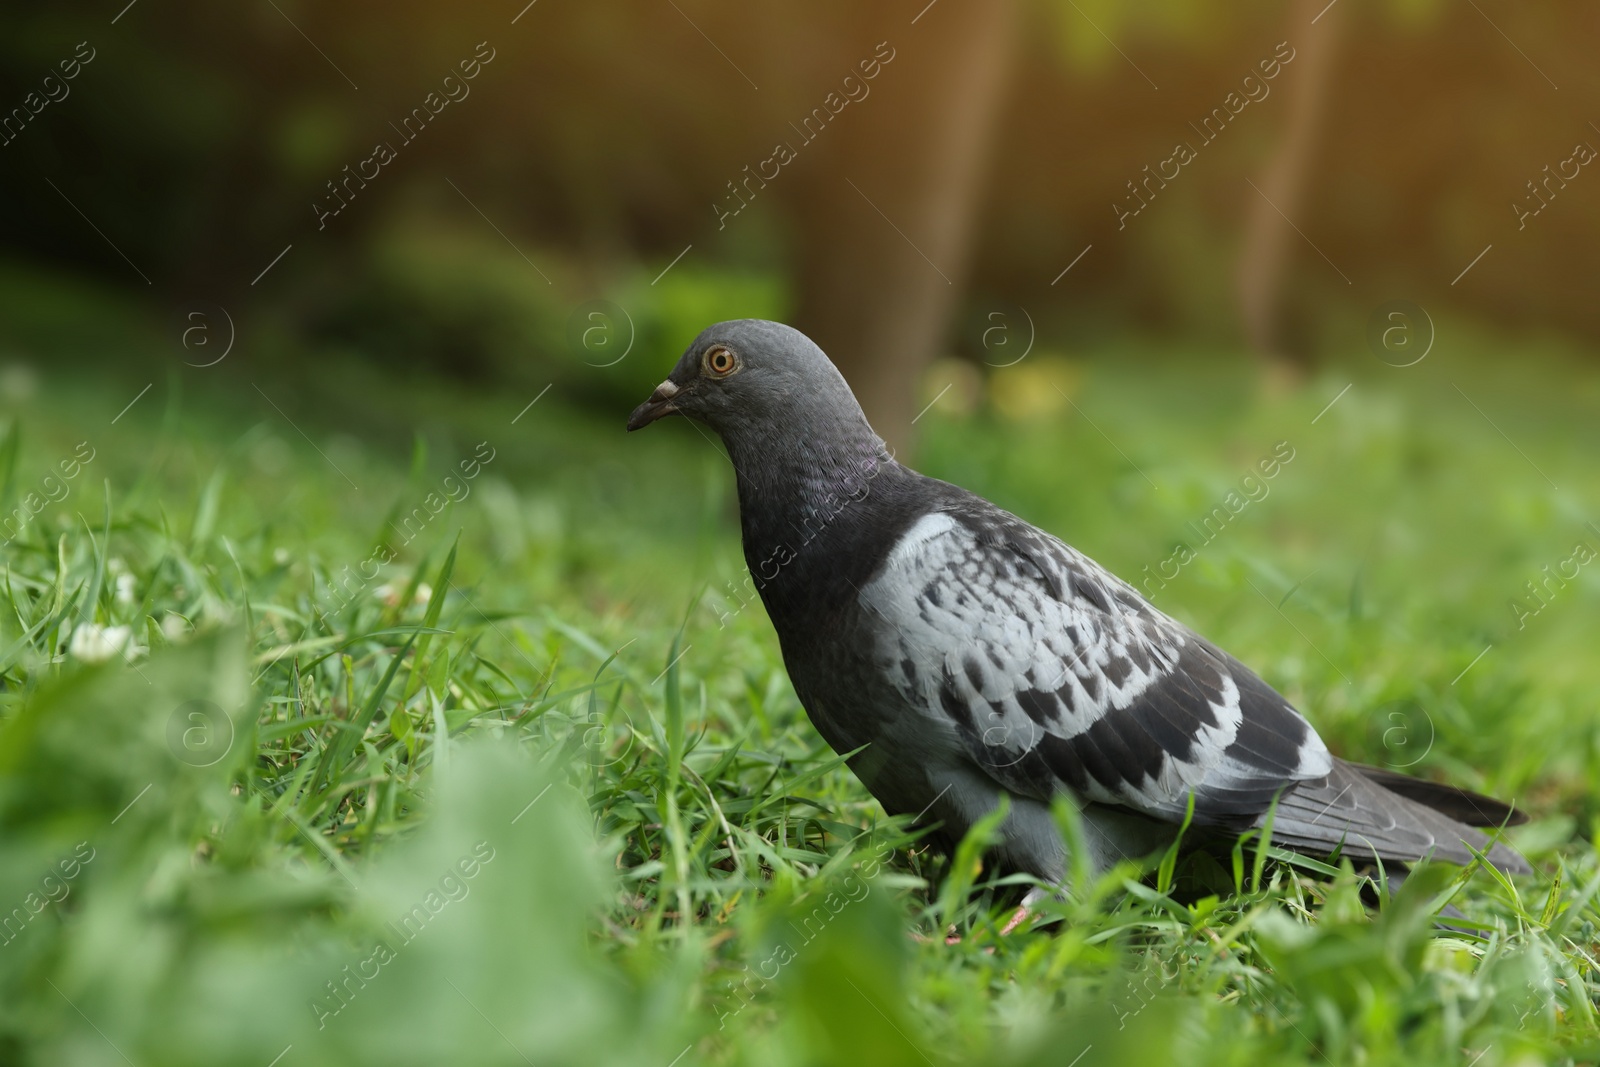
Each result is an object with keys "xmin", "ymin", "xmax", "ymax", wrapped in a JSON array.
[
  {"xmin": 1265, "ymin": 758, "xmax": 1531, "ymax": 876},
  {"xmin": 1346, "ymin": 761, "xmax": 1528, "ymax": 828}
]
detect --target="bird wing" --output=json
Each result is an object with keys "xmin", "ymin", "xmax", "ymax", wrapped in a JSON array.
[{"xmin": 857, "ymin": 506, "xmax": 1334, "ymax": 828}]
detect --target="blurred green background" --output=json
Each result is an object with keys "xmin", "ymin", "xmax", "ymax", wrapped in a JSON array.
[
  {"xmin": 3, "ymin": 0, "xmax": 1599, "ymax": 441},
  {"xmin": 2, "ymin": 1, "xmax": 1599, "ymax": 1065}
]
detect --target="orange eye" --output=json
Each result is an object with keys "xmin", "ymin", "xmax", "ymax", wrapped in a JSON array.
[{"xmin": 704, "ymin": 345, "xmax": 737, "ymax": 377}]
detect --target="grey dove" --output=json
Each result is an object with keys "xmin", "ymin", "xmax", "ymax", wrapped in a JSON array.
[{"xmin": 627, "ymin": 319, "xmax": 1530, "ymax": 890}]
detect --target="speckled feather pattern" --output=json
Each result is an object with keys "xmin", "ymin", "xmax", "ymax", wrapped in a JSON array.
[{"xmin": 858, "ymin": 507, "xmax": 1334, "ymax": 819}]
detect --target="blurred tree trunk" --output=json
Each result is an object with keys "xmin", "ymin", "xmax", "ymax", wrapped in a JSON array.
[
  {"xmin": 1237, "ymin": 0, "xmax": 1346, "ymax": 371},
  {"xmin": 791, "ymin": 0, "xmax": 1018, "ymax": 455}
]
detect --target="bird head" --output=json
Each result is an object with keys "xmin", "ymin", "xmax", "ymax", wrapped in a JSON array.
[{"xmin": 626, "ymin": 319, "xmax": 863, "ymax": 441}]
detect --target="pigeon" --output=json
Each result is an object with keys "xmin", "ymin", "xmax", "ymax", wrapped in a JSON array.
[{"xmin": 627, "ymin": 319, "xmax": 1530, "ymax": 891}]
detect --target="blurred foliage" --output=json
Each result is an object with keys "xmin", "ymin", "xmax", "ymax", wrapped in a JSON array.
[{"xmin": 2, "ymin": 0, "xmax": 1598, "ymax": 398}]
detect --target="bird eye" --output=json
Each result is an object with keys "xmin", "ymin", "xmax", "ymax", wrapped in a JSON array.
[{"xmin": 704, "ymin": 345, "xmax": 738, "ymax": 377}]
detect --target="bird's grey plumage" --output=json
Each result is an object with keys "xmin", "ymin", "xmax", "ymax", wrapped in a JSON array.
[{"xmin": 628, "ymin": 319, "xmax": 1530, "ymax": 882}]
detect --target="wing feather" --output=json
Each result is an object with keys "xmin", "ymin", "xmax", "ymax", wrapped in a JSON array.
[{"xmin": 860, "ymin": 508, "xmax": 1332, "ymax": 827}]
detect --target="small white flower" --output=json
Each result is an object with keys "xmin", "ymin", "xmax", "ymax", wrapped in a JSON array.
[
  {"xmin": 273, "ymin": 548, "xmax": 291, "ymax": 566},
  {"xmin": 161, "ymin": 614, "xmax": 191, "ymax": 642},
  {"xmin": 115, "ymin": 572, "xmax": 137, "ymax": 605},
  {"xmin": 414, "ymin": 582, "xmax": 432, "ymax": 606},
  {"xmin": 67, "ymin": 623, "xmax": 131, "ymax": 664}
]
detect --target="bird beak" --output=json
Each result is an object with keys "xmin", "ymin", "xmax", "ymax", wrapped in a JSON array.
[{"xmin": 627, "ymin": 379, "xmax": 681, "ymax": 432}]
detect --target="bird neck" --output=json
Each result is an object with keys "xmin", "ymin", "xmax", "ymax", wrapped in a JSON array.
[{"xmin": 722, "ymin": 419, "xmax": 904, "ymax": 596}]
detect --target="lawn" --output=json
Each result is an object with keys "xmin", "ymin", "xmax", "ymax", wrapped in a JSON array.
[{"xmin": 0, "ymin": 330, "xmax": 1597, "ymax": 1066}]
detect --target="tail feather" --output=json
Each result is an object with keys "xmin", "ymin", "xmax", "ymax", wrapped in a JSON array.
[
  {"xmin": 1262, "ymin": 759, "xmax": 1530, "ymax": 876},
  {"xmin": 1349, "ymin": 761, "xmax": 1528, "ymax": 828}
]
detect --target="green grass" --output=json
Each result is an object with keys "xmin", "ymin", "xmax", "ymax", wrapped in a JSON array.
[{"xmin": 0, "ymin": 335, "xmax": 1598, "ymax": 1066}]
